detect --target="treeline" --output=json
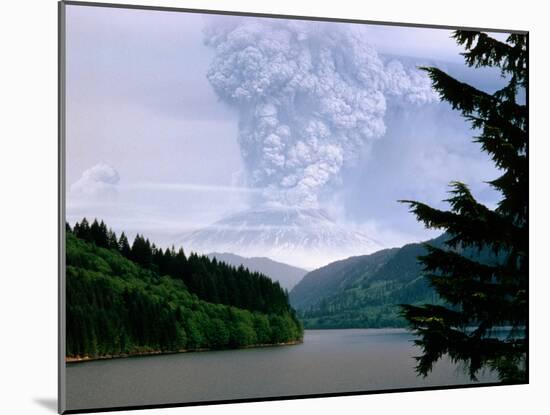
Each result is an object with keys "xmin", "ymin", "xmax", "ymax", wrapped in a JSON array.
[
  {"xmin": 66, "ymin": 232, "xmax": 303, "ymax": 358},
  {"xmin": 297, "ymin": 276, "xmax": 439, "ymax": 329},
  {"xmin": 68, "ymin": 218, "xmax": 291, "ymax": 315}
]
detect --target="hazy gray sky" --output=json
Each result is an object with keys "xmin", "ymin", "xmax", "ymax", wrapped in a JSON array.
[{"xmin": 65, "ymin": 4, "xmax": 512, "ymax": 249}]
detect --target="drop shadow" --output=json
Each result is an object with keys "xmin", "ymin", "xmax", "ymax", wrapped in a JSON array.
[{"xmin": 34, "ymin": 398, "xmax": 57, "ymax": 413}]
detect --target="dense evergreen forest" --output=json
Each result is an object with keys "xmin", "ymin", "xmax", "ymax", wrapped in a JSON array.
[
  {"xmin": 66, "ymin": 218, "xmax": 303, "ymax": 359},
  {"xmin": 290, "ymin": 240, "xmax": 446, "ymax": 329},
  {"xmin": 290, "ymin": 234, "xmax": 503, "ymax": 329}
]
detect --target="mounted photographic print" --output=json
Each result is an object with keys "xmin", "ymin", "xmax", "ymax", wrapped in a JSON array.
[{"xmin": 58, "ymin": 1, "xmax": 529, "ymax": 413}]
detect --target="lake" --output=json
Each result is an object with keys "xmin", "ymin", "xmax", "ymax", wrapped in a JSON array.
[{"xmin": 65, "ymin": 329, "xmax": 498, "ymax": 411}]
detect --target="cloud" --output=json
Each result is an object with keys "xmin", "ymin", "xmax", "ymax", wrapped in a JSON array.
[
  {"xmin": 204, "ymin": 18, "xmax": 437, "ymax": 209},
  {"xmin": 353, "ymin": 219, "xmax": 440, "ymax": 249},
  {"xmin": 127, "ymin": 181, "xmax": 261, "ymax": 194},
  {"xmin": 70, "ymin": 163, "xmax": 120, "ymax": 197}
]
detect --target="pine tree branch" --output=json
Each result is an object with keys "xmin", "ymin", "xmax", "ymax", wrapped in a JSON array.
[
  {"xmin": 472, "ymin": 129, "xmax": 526, "ymax": 171},
  {"xmin": 421, "ymin": 67, "xmax": 526, "ymax": 139},
  {"xmin": 420, "ymin": 245, "xmax": 506, "ymax": 280},
  {"xmin": 453, "ymin": 31, "xmax": 527, "ymax": 87},
  {"xmin": 420, "ymin": 67, "xmax": 495, "ymax": 116},
  {"xmin": 399, "ymin": 196, "xmax": 523, "ymax": 253},
  {"xmin": 489, "ymin": 170, "xmax": 529, "ymax": 226},
  {"xmin": 401, "ymin": 303, "xmax": 525, "ymax": 379},
  {"xmin": 427, "ymin": 274, "xmax": 526, "ymax": 326}
]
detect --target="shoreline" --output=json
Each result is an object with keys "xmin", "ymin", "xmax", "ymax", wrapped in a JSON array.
[{"xmin": 66, "ymin": 339, "xmax": 303, "ymax": 363}]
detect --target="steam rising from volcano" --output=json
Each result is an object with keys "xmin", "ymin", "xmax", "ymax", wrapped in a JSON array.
[{"xmin": 204, "ymin": 18, "xmax": 437, "ymax": 208}]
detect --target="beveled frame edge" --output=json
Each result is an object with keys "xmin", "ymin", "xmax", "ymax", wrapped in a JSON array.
[
  {"xmin": 59, "ymin": 1, "xmax": 67, "ymax": 414},
  {"xmin": 61, "ymin": 0, "xmax": 528, "ymax": 34},
  {"xmin": 57, "ymin": 1, "xmax": 530, "ymax": 413}
]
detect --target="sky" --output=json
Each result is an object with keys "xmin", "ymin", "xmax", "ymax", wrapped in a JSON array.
[{"xmin": 65, "ymin": 4, "xmax": 515, "ymax": 255}]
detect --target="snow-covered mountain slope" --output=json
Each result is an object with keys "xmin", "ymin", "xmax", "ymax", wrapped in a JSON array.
[{"xmin": 176, "ymin": 207, "xmax": 382, "ymax": 269}]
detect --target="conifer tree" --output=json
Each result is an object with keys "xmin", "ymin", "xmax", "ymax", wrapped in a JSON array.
[
  {"xmin": 118, "ymin": 232, "xmax": 131, "ymax": 258},
  {"xmin": 99, "ymin": 220, "xmax": 109, "ymax": 247},
  {"xmin": 74, "ymin": 218, "xmax": 91, "ymax": 241},
  {"xmin": 107, "ymin": 228, "xmax": 119, "ymax": 251},
  {"xmin": 89, "ymin": 219, "xmax": 109, "ymax": 248},
  {"xmin": 400, "ymin": 31, "xmax": 527, "ymax": 383},
  {"xmin": 90, "ymin": 219, "xmax": 101, "ymax": 244},
  {"xmin": 130, "ymin": 234, "xmax": 153, "ymax": 268}
]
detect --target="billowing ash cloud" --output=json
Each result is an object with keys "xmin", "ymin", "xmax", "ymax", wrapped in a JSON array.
[
  {"xmin": 70, "ymin": 163, "xmax": 120, "ymax": 197},
  {"xmin": 204, "ymin": 18, "xmax": 437, "ymax": 208}
]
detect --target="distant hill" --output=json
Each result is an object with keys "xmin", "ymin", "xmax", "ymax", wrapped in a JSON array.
[
  {"xmin": 289, "ymin": 233, "xmax": 504, "ymax": 329},
  {"xmin": 288, "ymin": 248, "xmax": 398, "ymax": 311},
  {"xmin": 289, "ymin": 235, "xmax": 449, "ymax": 328},
  {"xmin": 207, "ymin": 252, "xmax": 308, "ymax": 291}
]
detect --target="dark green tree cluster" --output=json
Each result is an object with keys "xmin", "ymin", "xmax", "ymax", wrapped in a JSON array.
[
  {"xmin": 298, "ymin": 277, "xmax": 437, "ymax": 329},
  {"xmin": 71, "ymin": 218, "xmax": 119, "ymax": 250},
  {"xmin": 400, "ymin": 31, "xmax": 527, "ymax": 383},
  {"xmin": 68, "ymin": 219, "xmax": 291, "ymax": 315},
  {"xmin": 66, "ymin": 233, "xmax": 303, "ymax": 358}
]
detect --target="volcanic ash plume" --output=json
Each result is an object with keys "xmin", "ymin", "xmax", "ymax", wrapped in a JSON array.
[{"xmin": 204, "ymin": 18, "xmax": 437, "ymax": 208}]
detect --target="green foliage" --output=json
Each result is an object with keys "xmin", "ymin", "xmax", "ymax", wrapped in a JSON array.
[
  {"xmin": 70, "ymin": 218, "xmax": 292, "ymax": 316},
  {"xmin": 66, "ymin": 233, "xmax": 303, "ymax": 358},
  {"xmin": 130, "ymin": 234, "xmax": 153, "ymax": 269},
  {"xmin": 118, "ymin": 232, "xmax": 131, "ymax": 257},
  {"xmin": 291, "ymin": 237, "xmax": 453, "ymax": 329},
  {"xmin": 253, "ymin": 313, "xmax": 272, "ymax": 344},
  {"xmin": 298, "ymin": 278, "xmax": 440, "ymax": 329},
  {"xmin": 399, "ymin": 31, "xmax": 527, "ymax": 383}
]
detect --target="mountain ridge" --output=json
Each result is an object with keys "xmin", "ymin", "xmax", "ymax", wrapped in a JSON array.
[
  {"xmin": 176, "ymin": 207, "xmax": 382, "ymax": 269},
  {"xmin": 289, "ymin": 234, "xmax": 449, "ymax": 328},
  {"xmin": 207, "ymin": 252, "xmax": 307, "ymax": 290}
]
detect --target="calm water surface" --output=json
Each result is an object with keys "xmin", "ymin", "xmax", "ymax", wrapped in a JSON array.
[{"xmin": 66, "ymin": 329, "xmax": 498, "ymax": 411}]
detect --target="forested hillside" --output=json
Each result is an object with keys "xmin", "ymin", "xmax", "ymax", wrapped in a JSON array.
[
  {"xmin": 70, "ymin": 218, "xmax": 293, "ymax": 314},
  {"xmin": 289, "ymin": 248, "xmax": 399, "ymax": 311},
  {"xmin": 290, "ymin": 236, "xmax": 448, "ymax": 328},
  {"xmin": 66, "ymin": 219, "xmax": 303, "ymax": 359},
  {"xmin": 290, "ymin": 233, "xmax": 504, "ymax": 329}
]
